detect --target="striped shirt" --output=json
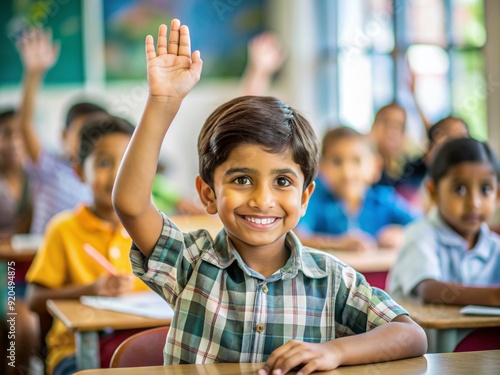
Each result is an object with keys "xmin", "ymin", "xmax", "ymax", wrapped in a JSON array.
[
  {"xmin": 26, "ymin": 151, "xmax": 92, "ymax": 234},
  {"xmin": 131, "ymin": 213, "xmax": 408, "ymax": 365}
]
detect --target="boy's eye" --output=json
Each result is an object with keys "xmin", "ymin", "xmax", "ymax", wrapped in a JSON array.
[
  {"xmin": 275, "ymin": 177, "xmax": 291, "ymax": 187},
  {"xmin": 453, "ymin": 185, "xmax": 466, "ymax": 196},
  {"xmin": 233, "ymin": 176, "xmax": 251, "ymax": 185}
]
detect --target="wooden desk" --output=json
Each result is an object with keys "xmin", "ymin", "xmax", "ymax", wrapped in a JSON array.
[
  {"xmin": 325, "ymin": 248, "xmax": 397, "ymax": 273},
  {"xmin": 0, "ymin": 237, "xmax": 38, "ymax": 262},
  {"xmin": 73, "ymin": 350, "xmax": 500, "ymax": 375},
  {"xmin": 398, "ymin": 298, "xmax": 500, "ymax": 352},
  {"xmin": 47, "ymin": 299, "xmax": 171, "ymax": 371}
]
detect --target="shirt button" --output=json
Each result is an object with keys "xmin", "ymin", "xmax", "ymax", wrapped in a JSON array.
[
  {"xmin": 262, "ymin": 284, "xmax": 268, "ymax": 293},
  {"xmin": 109, "ymin": 247, "xmax": 121, "ymax": 259},
  {"xmin": 255, "ymin": 324, "xmax": 265, "ymax": 333}
]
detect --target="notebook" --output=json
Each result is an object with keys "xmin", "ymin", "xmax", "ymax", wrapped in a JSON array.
[
  {"xmin": 80, "ymin": 291, "xmax": 174, "ymax": 319},
  {"xmin": 460, "ymin": 305, "xmax": 500, "ymax": 316}
]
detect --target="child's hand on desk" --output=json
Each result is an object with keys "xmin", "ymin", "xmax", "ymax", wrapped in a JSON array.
[
  {"xmin": 377, "ymin": 225, "xmax": 405, "ymax": 250},
  {"xmin": 146, "ymin": 20, "xmax": 202, "ymax": 100},
  {"xmin": 91, "ymin": 275, "xmax": 134, "ymax": 297},
  {"xmin": 258, "ymin": 340, "xmax": 341, "ymax": 375}
]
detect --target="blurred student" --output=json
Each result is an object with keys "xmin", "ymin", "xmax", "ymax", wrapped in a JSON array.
[
  {"xmin": 240, "ymin": 31, "xmax": 286, "ymax": 96},
  {"xmin": 394, "ymin": 116, "xmax": 470, "ymax": 207},
  {"xmin": 0, "ymin": 108, "xmax": 37, "ymax": 375},
  {"xmin": 369, "ymin": 102, "xmax": 410, "ymax": 187},
  {"xmin": 0, "ymin": 108, "xmax": 32, "ymax": 235},
  {"xmin": 26, "ymin": 114, "xmax": 148, "ymax": 375},
  {"xmin": 296, "ymin": 126, "xmax": 418, "ymax": 251},
  {"xmin": 113, "ymin": 21, "xmax": 426, "ymax": 374},
  {"xmin": 388, "ymin": 138, "xmax": 500, "ymax": 306},
  {"xmin": 17, "ymin": 28, "xmax": 106, "ymax": 234}
]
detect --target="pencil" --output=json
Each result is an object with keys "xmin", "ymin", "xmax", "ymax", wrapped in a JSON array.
[{"xmin": 83, "ymin": 243, "xmax": 119, "ymax": 275}]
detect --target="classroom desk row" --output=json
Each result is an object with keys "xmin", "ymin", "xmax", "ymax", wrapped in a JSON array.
[
  {"xmin": 47, "ymin": 296, "xmax": 500, "ymax": 371},
  {"xmin": 74, "ymin": 350, "xmax": 500, "ymax": 375}
]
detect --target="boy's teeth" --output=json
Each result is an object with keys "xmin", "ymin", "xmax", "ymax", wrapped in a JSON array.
[{"xmin": 245, "ymin": 217, "xmax": 276, "ymax": 225}]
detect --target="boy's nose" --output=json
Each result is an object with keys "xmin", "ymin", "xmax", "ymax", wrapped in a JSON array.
[{"xmin": 249, "ymin": 185, "xmax": 275, "ymax": 209}]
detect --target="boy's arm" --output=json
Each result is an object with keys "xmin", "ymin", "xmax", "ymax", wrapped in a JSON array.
[
  {"xmin": 26, "ymin": 275, "xmax": 134, "ymax": 314},
  {"xmin": 113, "ymin": 20, "xmax": 202, "ymax": 256},
  {"xmin": 17, "ymin": 29, "xmax": 60, "ymax": 163},
  {"xmin": 259, "ymin": 315, "xmax": 426, "ymax": 375},
  {"xmin": 416, "ymin": 279, "xmax": 500, "ymax": 307}
]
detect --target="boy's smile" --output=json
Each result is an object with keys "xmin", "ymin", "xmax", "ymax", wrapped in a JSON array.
[{"xmin": 198, "ymin": 144, "xmax": 314, "ymax": 270}]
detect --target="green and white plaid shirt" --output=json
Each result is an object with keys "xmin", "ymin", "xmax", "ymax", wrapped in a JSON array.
[{"xmin": 131, "ymin": 213, "xmax": 407, "ymax": 365}]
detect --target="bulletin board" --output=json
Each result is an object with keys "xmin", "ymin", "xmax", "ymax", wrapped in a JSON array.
[{"xmin": 0, "ymin": 0, "xmax": 84, "ymax": 85}]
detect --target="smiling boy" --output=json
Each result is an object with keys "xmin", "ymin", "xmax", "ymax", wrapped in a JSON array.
[{"xmin": 113, "ymin": 20, "xmax": 427, "ymax": 375}]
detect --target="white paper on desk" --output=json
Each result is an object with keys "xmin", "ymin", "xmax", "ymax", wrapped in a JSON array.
[
  {"xmin": 80, "ymin": 291, "xmax": 173, "ymax": 319},
  {"xmin": 11, "ymin": 234, "xmax": 44, "ymax": 252},
  {"xmin": 460, "ymin": 305, "xmax": 500, "ymax": 316}
]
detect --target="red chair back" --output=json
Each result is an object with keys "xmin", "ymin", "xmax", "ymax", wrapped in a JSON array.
[{"xmin": 109, "ymin": 326, "xmax": 169, "ymax": 368}]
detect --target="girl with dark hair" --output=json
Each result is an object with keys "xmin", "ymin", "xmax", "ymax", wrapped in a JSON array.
[{"xmin": 389, "ymin": 137, "xmax": 500, "ymax": 307}]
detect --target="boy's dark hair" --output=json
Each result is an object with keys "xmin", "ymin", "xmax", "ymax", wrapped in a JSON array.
[
  {"xmin": 321, "ymin": 126, "xmax": 376, "ymax": 157},
  {"xmin": 427, "ymin": 116, "xmax": 469, "ymax": 144},
  {"xmin": 78, "ymin": 113, "xmax": 135, "ymax": 164},
  {"xmin": 0, "ymin": 108, "xmax": 16, "ymax": 126},
  {"xmin": 65, "ymin": 102, "xmax": 107, "ymax": 129},
  {"xmin": 429, "ymin": 137, "xmax": 500, "ymax": 184},
  {"xmin": 198, "ymin": 96, "xmax": 319, "ymax": 190}
]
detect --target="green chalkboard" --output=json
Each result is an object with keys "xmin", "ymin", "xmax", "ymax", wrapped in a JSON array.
[{"xmin": 0, "ymin": 0, "xmax": 84, "ymax": 85}]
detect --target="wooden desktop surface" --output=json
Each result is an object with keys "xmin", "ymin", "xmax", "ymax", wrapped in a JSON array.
[
  {"xmin": 73, "ymin": 350, "xmax": 500, "ymax": 375},
  {"xmin": 46, "ymin": 299, "xmax": 171, "ymax": 331},
  {"xmin": 398, "ymin": 298, "xmax": 500, "ymax": 329},
  {"xmin": 325, "ymin": 248, "xmax": 396, "ymax": 273},
  {"xmin": 0, "ymin": 239, "xmax": 37, "ymax": 262}
]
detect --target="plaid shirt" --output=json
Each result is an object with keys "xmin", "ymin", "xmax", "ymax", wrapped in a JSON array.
[{"xmin": 131, "ymin": 213, "xmax": 407, "ymax": 365}]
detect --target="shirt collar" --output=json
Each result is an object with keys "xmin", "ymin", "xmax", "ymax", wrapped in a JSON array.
[
  {"xmin": 429, "ymin": 208, "xmax": 492, "ymax": 260},
  {"xmin": 201, "ymin": 229, "xmax": 329, "ymax": 280},
  {"xmin": 74, "ymin": 204, "xmax": 129, "ymax": 237}
]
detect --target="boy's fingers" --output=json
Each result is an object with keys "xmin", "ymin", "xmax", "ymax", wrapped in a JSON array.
[
  {"xmin": 157, "ymin": 24, "xmax": 167, "ymax": 55},
  {"xmin": 167, "ymin": 18, "xmax": 180, "ymax": 55},
  {"xmin": 145, "ymin": 35, "xmax": 157, "ymax": 60},
  {"xmin": 178, "ymin": 25, "xmax": 191, "ymax": 58}
]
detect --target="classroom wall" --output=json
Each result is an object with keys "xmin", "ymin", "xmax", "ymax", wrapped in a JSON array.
[{"xmin": 0, "ymin": 0, "xmax": 499, "ymax": 194}]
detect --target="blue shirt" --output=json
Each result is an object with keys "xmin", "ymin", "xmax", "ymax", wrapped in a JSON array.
[
  {"xmin": 388, "ymin": 210, "xmax": 500, "ymax": 298},
  {"xmin": 297, "ymin": 177, "xmax": 417, "ymax": 238}
]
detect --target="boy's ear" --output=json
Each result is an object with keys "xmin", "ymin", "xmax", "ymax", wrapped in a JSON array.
[
  {"xmin": 73, "ymin": 163, "xmax": 85, "ymax": 183},
  {"xmin": 426, "ymin": 179, "xmax": 438, "ymax": 203},
  {"xmin": 300, "ymin": 181, "xmax": 316, "ymax": 217},
  {"xmin": 195, "ymin": 176, "xmax": 217, "ymax": 215}
]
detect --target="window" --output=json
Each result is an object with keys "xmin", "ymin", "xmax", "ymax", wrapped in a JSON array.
[{"xmin": 317, "ymin": 0, "xmax": 487, "ymax": 142}]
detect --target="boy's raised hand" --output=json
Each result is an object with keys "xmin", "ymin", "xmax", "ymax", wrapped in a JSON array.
[
  {"xmin": 146, "ymin": 20, "xmax": 202, "ymax": 100},
  {"xmin": 17, "ymin": 28, "xmax": 60, "ymax": 75}
]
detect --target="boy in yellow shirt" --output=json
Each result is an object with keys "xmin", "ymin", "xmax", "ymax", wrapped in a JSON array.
[{"xmin": 26, "ymin": 114, "xmax": 148, "ymax": 375}]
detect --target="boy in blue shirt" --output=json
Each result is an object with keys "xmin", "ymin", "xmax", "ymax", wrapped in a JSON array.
[
  {"xmin": 113, "ymin": 20, "xmax": 427, "ymax": 374},
  {"xmin": 296, "ymin": 126, "xmax": 418, "ymax": 251}
]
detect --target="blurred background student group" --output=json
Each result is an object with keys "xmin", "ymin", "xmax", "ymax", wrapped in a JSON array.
[{"xmin": 1, "ymin": 0, "xmax": 500, "ymax": 374}]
